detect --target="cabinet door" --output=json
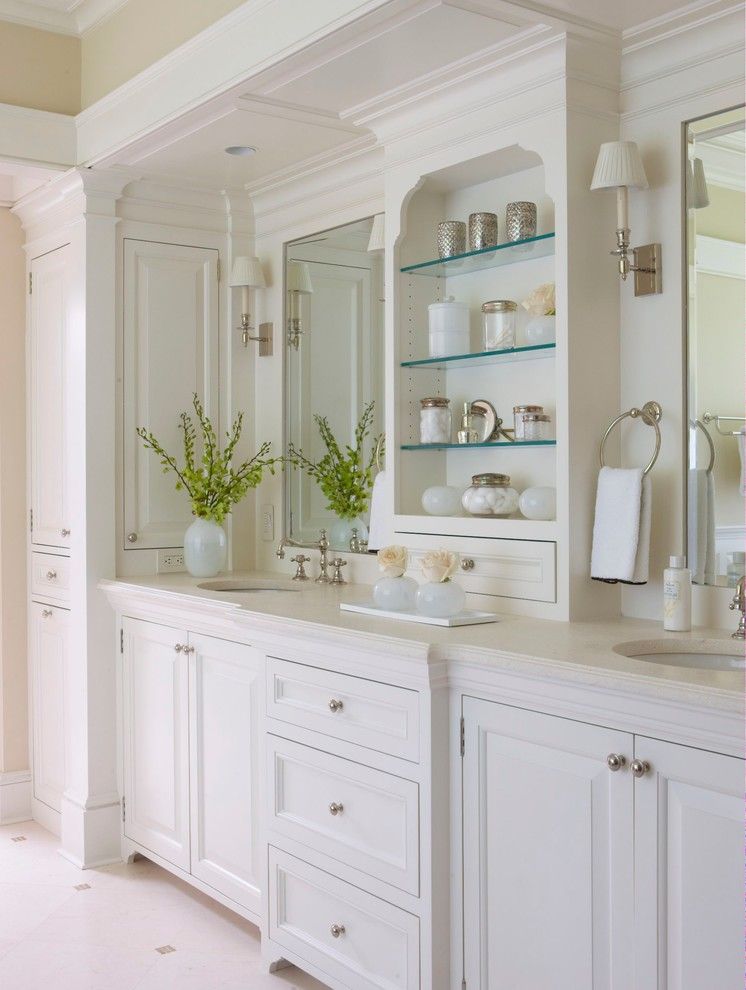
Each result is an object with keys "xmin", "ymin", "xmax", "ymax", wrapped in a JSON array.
[
  {"xmin": 29, "ymin": 245, "xmax": 70, "ymax": 550},
  {"xmin": 122, "ymin": 240, "xmax": 219, "ymax": 550},
  {"xmin": 633, "ymin": 737, "xmax": 744, "ymax": 990},
  {"xmin": 122, "ymin": 616, "xmax": 190, "ymax": 870},
  {"xmin": 462, "ymin": 698, "xmax": 634, "ymax": 990},
  {"xmin": 188, "ymin": 633, "xmax": 263, "ymax": 913},
  {"xmin": 30, "ymin": 601, "xmax": 70, "ymax": 812}
]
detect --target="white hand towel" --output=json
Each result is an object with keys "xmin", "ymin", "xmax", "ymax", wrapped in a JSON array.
[
  {"xmin": 591, "ymin": 467, "xmax": 652, "ymax": 584},
  {"xmin": 704, "ymin": 470, "xmax": 717, "ymax": 583},
  {"xmin": 738, "ymin": 431, "xmax": 746, "ymax": 496},
  {"xmin": 687, "ymin": 468, "xmax": 708, "ymax": 585},
  {"xmin": 366, "ymin": 470, "xmax": 391, "ymax": 551}
]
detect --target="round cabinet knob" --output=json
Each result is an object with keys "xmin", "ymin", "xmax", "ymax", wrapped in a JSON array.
[
  {"xmin": 631, "ymin": 759, "xmax": 650, "ymax": 778},
  {"xmin": 41, "ymin": 608, "xmax": 53, "ymax": 618},
  {"xmin": 330, "ymin": 924, "xmax": 346, "ymax": 939},
  {"xmin": 174, "ymin": 644, "xmax": 184, "ymax": 653},
  {"xmin": 184, "ymin": 645, "xmax": 195, "ymax": 654},
  {"xmin": 328, "ymin": 698, "xmax": 344, "ymax": 713},
  {"xmin": 127, "ymin": 532, "xmax": 138, "ymax": 543},
  {"xmin": 606, "ymin": 753, "xmax": 626, "ymax": 772},
  {"xmin": 461, "ymin": 558, "xmax": 475, "ymax": 571},
  {"xmin": 46, "ymin": 570, "xmax": 57, "ymax": 580},
  {"xmin": 329, "ymin": 802, "xmax": 344, "ymax": 816},
  {"xmin": 60, "ymin": 528, "xmax": 70, "ymax": 537}
]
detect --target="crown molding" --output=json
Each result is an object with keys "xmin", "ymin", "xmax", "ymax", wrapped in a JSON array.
[
  {"xmin": 621, "ymin": 0, "xmax": 743, "ymax": 51},
  {"xmin": 0, "ymin": 101, "xmax": 75, "ymax": 168},
  {"xmin": 0, "ymin": 0, "xmax": 127, "ymax": 36}
]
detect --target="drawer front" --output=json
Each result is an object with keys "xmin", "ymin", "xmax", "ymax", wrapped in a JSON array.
[
  {"xmin": 403, "ymin": 533, "xmax": 556, "ymax": 604},
  {"xmin": 269, "ymin": 848, "xmax": 419, "ymax": 990},
  {"xmin": 266, "ymin": 657, "xmax": 420, "ymax": 762},
  {"xmin": 31, "ymin": 552, "xmax": 71, "ymax": 603},
  {"xmin": 268, "ymin": 736, "xmax": 419, "ymax": 894}
]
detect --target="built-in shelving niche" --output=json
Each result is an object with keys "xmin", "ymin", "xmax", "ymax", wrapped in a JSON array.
[{"xmin": 395, "ymin": 146, "xmax": 557, "ymax": 536}]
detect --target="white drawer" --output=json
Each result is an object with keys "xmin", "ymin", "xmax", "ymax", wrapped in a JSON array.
[
  {"xmin": 268, "ymin": 735, "xmax": 419, "ymax": 895},
  {"xmin": 269, "ymin": 848, "xmax": 419, "ymax": 990},
  {"xmin": 403, "ymin": 533, "xmax": 556, "ymax": 604},
  {"xmin": 31, "ymin": 552, "xmax": 71, "ymax": 603},
  {"xmin": 266, "ymin": 657, "xmax": 420, "ymax": 762}
]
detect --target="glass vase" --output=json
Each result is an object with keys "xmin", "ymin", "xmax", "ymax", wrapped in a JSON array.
[
  {"xmin": 184, "ymin": 517, "xmax": 226, "ymax": 578},
  {"xmin": 415, "ymin": 579, "xmax": 466, "ymax": 618},
  {"xmin": 372, "ymin": 575, "xmax": 418, "ymax": 612},
  {"xmin": 329, "ymin": 516, "xmax": 369, "ymax": 550}
]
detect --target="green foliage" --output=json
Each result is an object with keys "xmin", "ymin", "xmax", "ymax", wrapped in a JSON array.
[
  {"xmin": 287, "ymin": 402, "xmax": 382, "ymax": 520},
  {"xmin": 137, "ymin": 394, "xmax": 278, "ymax": 525}
]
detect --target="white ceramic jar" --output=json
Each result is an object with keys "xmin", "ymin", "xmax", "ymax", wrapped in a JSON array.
[
  {"xmin": 420, "ymin": 397, "xmax": 451, "ymax": 444},
  {"xmin": 428, "ymin": 298, "xmax": 469, "ymax": 357},
  {"xmin": 518, "ymin": 486, "xmax": 556, "ymax": 520},
  {"xmin": 421, "ymin": 485, "xmax": 462, "ymax": 515},
  {"xmin": 482, "ymin": 299, "xmax": 517, "ymax": 350},
  {"xmin": 525, "ymin": 314, "xmax": 556, "ymax": 345},
  {"xmin": 461, "ymin": 473, "xmax": 519, "ymax": 516}
]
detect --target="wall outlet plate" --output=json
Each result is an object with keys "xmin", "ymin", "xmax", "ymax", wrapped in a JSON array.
[
  {"xmin": 260, "ymin": 504, "xmax": 274, "ymax": 542},
  {"xmin": 158, "ymin": 549, "xmax": 185, "ymax": 572}
]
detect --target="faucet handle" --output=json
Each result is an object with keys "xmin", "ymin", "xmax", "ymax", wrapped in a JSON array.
[
  {"xmin": 330, "ymin": 558, "xmax": 348, "ymax": 585},
  {"xmin": 290, "ymin": 554, "xmax": 310, "ymax": 581}
]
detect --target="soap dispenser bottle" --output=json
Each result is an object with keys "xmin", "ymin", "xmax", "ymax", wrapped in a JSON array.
[
  {"xmin": 457, "ymin": 402, "xmax": 479, "ymax": 444},
  {"xmin": 663, "ymin": 555, "xmax": 692, "ymax": 632}
]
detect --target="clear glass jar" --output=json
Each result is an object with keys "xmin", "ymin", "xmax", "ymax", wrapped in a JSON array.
[
  {"xmin": 482, "ymin": 300, "xmax": 517, "ymax": 350},
  {"xmin": 513, "ymin": 404, "xmax": 544, "ymax": 439},
  {"xmin": 521, "ymin": 413, "xmax": 552, "ymax": 441},
  {"xmin": 420, "ymin": 397, "xmax": 451, "ymax": 444},
  {"xmin": 461, "ymin": 473, "xmax": 519, "ymax": 517}
]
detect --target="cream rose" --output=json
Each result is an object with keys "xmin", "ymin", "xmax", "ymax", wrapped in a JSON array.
[
  {"xmin": 421, "ymin": 549, "xmax": 458, "ymax": 584},
  {"xmin": 377, "ymin": 544, "xmax": 408, "ymax": 578},
  {"xmin": 521, "ymin": 281, "xmax": 555, "ymax": 317}
]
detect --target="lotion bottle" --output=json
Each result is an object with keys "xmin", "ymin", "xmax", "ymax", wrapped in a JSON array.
[{"xmin": 663, "ymin": 555, "xmax": 692, "ymax": 632}]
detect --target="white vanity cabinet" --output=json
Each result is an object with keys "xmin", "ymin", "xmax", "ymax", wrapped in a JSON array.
[
  {"xmin": 120, "ymin": 616, "xmax": 263, "ymax": 919},
  {"xmin": 29, "ymin": 601, "xmax": 70, "ymax": 816},
  {"xmin": 461, "ymin": 697, "xmax": 744, "ymax": 990}
]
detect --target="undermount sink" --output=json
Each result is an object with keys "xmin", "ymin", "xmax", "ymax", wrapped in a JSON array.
[
  {"xmin": 197, "ymin": 579, "xmax": 299, "ymax": 593},
  {"xmin": 614, "ymin": 639, "xmax": 745, "ymax": 672}
]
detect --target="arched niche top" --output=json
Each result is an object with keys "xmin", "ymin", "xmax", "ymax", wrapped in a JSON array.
[{"xmin": 419, "ymin": 144, "xmax": 544, "ymax": 195}]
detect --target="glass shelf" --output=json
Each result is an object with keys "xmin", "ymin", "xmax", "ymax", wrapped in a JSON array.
[
  {"xmin": 401, "ymin": 342, "xmax": 555, "ymax": 370},
  {"xmin": 400, "ymin": 440, "xmax": 556, "ymax": 451},
  {"xmin": 400, "ymin": 232, "xmax": 555, "ymax": 277}
]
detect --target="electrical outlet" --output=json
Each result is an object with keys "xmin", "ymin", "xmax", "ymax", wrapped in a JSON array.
[
  {"xmin": 158, "ymin": 550, "xmax": 185, "ymax": 573},
  {"xmin": 260, "ymin": 504, "xmax": 274, "ymax": 542}
]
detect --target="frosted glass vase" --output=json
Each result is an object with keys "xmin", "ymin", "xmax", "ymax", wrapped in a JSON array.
[
  {"xmin": 184, "ymin": 517, "xmax": 226, "ymax": 578},
  {"xmin": 329, "ymin": 517, "xmax": 369, "ymax": 550},
  {"xmin": 415, "ymin": 579, "xmax": 466, "ymax": 618},
  {"xmin": 372, "ymin": 575, "xmax": 418, "ymax": 612}
]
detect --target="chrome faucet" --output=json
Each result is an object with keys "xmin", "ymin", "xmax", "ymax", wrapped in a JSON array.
[
  {"xmin": 276, "ymin": 529, "xmax": 331, "ymax": 584},
  {"xmin": 729, "ymin": 576, "xmax": 745, "ymax": 640}
]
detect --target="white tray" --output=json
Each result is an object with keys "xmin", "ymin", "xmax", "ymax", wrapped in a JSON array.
[{"xmin": 339, "ymin": 601, "xmax": 499, "ymax": 627}]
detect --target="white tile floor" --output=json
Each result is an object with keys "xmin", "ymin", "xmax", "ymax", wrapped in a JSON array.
[{"xmin": 0, "ymin": 820, "xmax": 329, "ymax": 990}]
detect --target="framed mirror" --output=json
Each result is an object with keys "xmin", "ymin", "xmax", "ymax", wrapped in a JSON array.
[
  {"xmin": 685, "ymin": 106, "xmax": 745, "ymax": 587},
  {"xmin": 284, "ymin": 217, "xmax": 384, "ymax": 551}
]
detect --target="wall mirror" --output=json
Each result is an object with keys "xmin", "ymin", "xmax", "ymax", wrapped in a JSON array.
[
  {"xmin": 285, "ymin": 217, "xmax": 384, "ymax": 550},
  {"xmin": 685, "ymin": 106, "xmax": 745, "ymax": 587}
]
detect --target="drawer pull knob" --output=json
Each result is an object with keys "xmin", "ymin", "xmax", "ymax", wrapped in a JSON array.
[
  {"xmin": 606, "ymin": 753, "xmax": 626, "ymax": 772},
  {"xmin": 174, "ymin": 644, "xmax": 184, "ymax": 653},
  {"xmin": 460, "ymin": 558, "xmax": 475, "ymax": 571},
  {"xmin": 631, "ymin": 759, "xmax": 650, "ymax": 778},
  {"xmin": 41, "ymin": 608, "xmax": 53, "ymax": 618},
  {"xmin": 46, "ymin": 570, "xmax": 57, "ymax": 580},
  {"xmin": 330, "ymin": 924, "xmax": 346, "ymax": 938},
  {"xmin": 328, "ymin": 698, "xmax": 344, "ymax": 713},
  {"xmin": 61, "ymin": 528, "xmax": 70, "ymax": 537},
  {"xmin": 329, "ymin": 802, "xmax": 344, "ymax": 816}
]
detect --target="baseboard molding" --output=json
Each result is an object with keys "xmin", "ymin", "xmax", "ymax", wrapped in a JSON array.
[
  {"xmin": 31, "ymin": 795, "xmax": 60, "ymax": 836},
  {"xmin": 0, "ymin": 770, "xmax": 32, "ymax": 825},
  {"xmin": 60, "ymin": 794, "xmax": 122, "ymax": 869}
]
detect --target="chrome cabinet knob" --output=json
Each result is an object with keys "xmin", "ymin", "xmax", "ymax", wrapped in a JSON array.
[
  {"xmin": 46, "ymin": 570, "xmax": 57, "ymax": 580},
  {"xmin": 631, "ymin": 759, "xmax": 650, "ymax": 778},
  {"xmin": 174, "ymin": 644, "xmax": 184, "ymax": 653},
  {"xmin": 60, "ymin": 528, "xmax": 70, "ymax": 537},
  {"xmin": 328, "ymin": 698, "xmax": 344, "ymax": 713},
  {"xmin": 184, "ymin": 645, "xmax": 195, "ymax": 654},
  {"xmin": 127, "ymin": 532, "xmax": 138, "ymax": 543},
  {"xmin": 41, "ymin": 608, "xmax": 53, "ymax": 618},
  {"xmin": 330, "ymin": 924, "xmax": 345, "ymax": 938},
  {"xmin": 461, "ymin": 558, "xmax": 475, "ymax": 571},
  {"xmin": 329, "ymin": 802, "xmax": 344, "ymax": 816},
  {"xmin": 606, "ymin": 753, "xmax": 626, "ymax": 772}
]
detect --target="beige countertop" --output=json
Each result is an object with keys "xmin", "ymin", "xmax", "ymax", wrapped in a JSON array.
[{"xmin": 101, "ymin": 572, "xmax": 745, "ymax": 715}]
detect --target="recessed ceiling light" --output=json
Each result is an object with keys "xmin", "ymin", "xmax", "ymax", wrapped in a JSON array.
[{"xmin": 225, "ymin": 145, "xmax": 257, "ymax": 157}]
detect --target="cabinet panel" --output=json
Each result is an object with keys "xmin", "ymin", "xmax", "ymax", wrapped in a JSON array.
[
  {"xmin": 29, "ymin": 245, "xmax": 70, "ymax": 550},
  {"xmin": 189, "ymin": 633, "xmax": 263, "ymax": 913},
  {"xmin": 122, "ymin": 240, "xmax": 219, "ymax": 550},
  {"xmin": 633, "ymin": 737, "xmax": 744, "ymax": 990},
  {"xmin": 462, "ymin": 698, "xmax": 633, "ymax": 990},
  {"xmin": 30, "ymin": 552, "xmax": 70, "ymax": 603},
  {"xmin": 30, "ymin": 601, "xmax": 69, "ymax": 812},
  {"xmin": 122, "ymin": 616, "xmax": 190, "ymax": 870}
]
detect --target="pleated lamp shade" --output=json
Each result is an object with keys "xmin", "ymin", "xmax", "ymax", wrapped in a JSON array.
[
  {"xmin": 687, "ymin": 157, "xmax": 710, "ymax": 210},
  {"xmin": 367, "ymin": 213, "xmax": 385, "ymax": 252},
  {"xmin": 287, "ymin": 260, "xmax": 314, "ymax": 294},
  {"xmin": 590, "ymin": 141, "xmax": 649, "ymax": 190},
  {"xmin": 230, "ymin": 256, "xmax": 266, "ymax": 288}
]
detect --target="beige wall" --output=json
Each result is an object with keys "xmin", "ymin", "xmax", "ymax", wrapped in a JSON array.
[
  {"xmin": 81, "ymin": 0, "xmax": 245, "ymax": 107},
  {"xmin": 0, "ymin": 22, "xmax": 80, "ymax": 114},
  {"xmin": 0, "ymin": 208, "xmax": 28, "ymax": 773}
]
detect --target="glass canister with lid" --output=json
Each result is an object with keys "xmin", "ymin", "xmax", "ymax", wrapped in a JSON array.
[
  {"xmin": 521, "ymin": 412, "xmax": 552, "ymax": 441},
  {"xmin": 513, "ymin": 404, "xmax": 545, "ymax": 440},
  {"xmin": 482, "ymin": 299, "xmax": 517, "ymax": 350},
  {"xmin": 420, "ymin": 397, "xmax": 451, "ymax": 444},
  {"xmin": 462, "ymin": 473, "xmax": 519, "ymax": 516}
]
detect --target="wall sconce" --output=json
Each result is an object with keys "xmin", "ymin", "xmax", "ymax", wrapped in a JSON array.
[
  {"xmin": 230, "ymin": 256, "xmax": 272, "ymax": 354},
  {"xmin": 687, "ymin": 157, "xmax": 710, "ymax": 210},
  {"xmin": 287, "ymin": 260, "xmax": 313, "ymax": 350},
  {"xmin": 590, "ymin": 141, "xmax": 662, "ymax": 296}
]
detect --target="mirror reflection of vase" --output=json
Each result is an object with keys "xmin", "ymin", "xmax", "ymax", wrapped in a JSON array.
[{"xmin": 329, "ymin": 517, "xmax": 369, "ymax": 550}]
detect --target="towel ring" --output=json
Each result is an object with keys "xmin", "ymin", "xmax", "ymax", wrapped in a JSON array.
[
  {"xmin": 691, "ymin": 419, "xmax": 715, "ymax": 474},
  {"xmin": 599, "ymin": 401, "xmax": 662, "ymax": 476}
]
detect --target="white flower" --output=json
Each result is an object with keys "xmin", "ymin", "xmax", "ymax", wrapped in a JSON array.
[
  {"xmin": 521, "ymin": 282, "xmax": 555, "ymax": 317},
  {"xmin": 421, "ymin": 549, "xmax": 458, "ymax": 583},
  {"xmin": 378, "ymin": 544, "xmax": 408, "ymax": 578}
]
